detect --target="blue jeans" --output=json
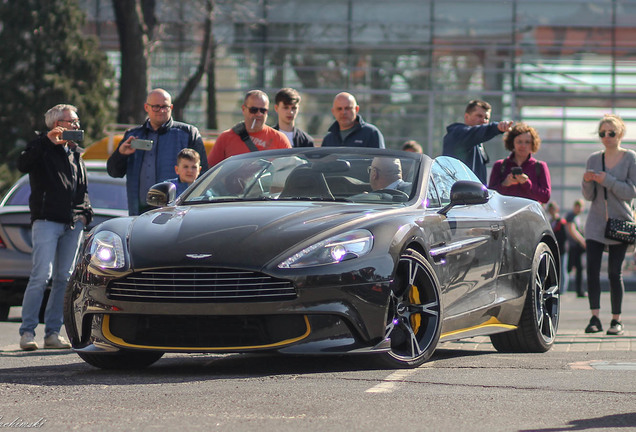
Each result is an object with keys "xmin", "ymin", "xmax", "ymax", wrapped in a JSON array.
[{"xmin": 19, "ymin": 220, "xmax": 84, "ymax": 338}]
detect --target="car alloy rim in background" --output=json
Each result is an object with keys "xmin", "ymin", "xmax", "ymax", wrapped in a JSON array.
[{"xmin": 534, "ymin": 249, "xmax": 560, "ymax": 344}]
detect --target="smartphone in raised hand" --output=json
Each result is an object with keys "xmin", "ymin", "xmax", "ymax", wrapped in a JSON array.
[
  {"xmin": 131, "ymin": 139, "xmax": 154, "ymax": 151},
  {"xmin": 62, "ymin": 130, "xmax": 84, "ymax": 141}
]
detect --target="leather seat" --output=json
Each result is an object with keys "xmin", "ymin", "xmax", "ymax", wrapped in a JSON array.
[{"xmin": 279, "ymin": 166, "xmax": 334, "ymax": 200}]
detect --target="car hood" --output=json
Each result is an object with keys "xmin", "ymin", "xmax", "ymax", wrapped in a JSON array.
[{"xmin": 128, "ymin": 202, "xmax": 385, "ymax": 270}]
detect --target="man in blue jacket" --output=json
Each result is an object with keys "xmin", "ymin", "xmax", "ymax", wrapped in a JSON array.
[
  {"xmin": 321, "ymin": 92, "xmax": 385, "ymax": 148},
  {"xmin": 442, "ymin": 100, "xmax": 513, "ymax": 184},
  {"xmin": 107, "ymin": 88, "xmax": 208, "ymax": 215}
]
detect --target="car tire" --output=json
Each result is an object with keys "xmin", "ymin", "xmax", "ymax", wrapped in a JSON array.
[
  {"xmin": 63, "ymin": 281, "xmax": 163, "ymax": 369},
  {"xmin": 38, "ymin": 288, "xmax": 50, "ymax": 323},
  {"xmin": 0, "ymin": 303, "xmax": 10, "ymax": 321},
  {"xmin": 63, "ymin": 282, "xmax": 80, "ymax": 346},
  {"xmin": 77, "ymin": 351, "xmax": 164, "ymax": 370},
  {"xmin": 490, "ymin": 242, "xmax": 559, "ymax": 353},
  {"xmin": 376, "ymin": 248, "xmax": 442, "ymax": 368}
]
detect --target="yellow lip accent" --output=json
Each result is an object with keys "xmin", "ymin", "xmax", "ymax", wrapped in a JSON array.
[
  {"xmin": 440, "ymin": 316, "xmax": 516, "ymax": 339},
  {"xmin": 102, "ymin": 314, "xmax": 311, "ymax": 351}
]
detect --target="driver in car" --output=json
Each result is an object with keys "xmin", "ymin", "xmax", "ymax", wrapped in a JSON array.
[{"xmin": 369, "ymin": 157, "xmax": 411, "ymax": 194}]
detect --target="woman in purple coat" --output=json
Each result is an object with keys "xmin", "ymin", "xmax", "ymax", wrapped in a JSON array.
[{"xmin": 488, "ymin": 123, "xmax": 551, "ymax": 204}]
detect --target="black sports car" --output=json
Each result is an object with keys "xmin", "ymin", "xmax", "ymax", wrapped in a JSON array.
[{"xmin": 65, "ymin": 148, "xmax": 560, "ymax": 369}]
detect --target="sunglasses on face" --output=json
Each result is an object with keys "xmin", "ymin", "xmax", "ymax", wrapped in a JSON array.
[
  {"xmin": 599, "ymin": 131, "xmax": 616, "ymax": 138},
  {"xmin": 247, "ymin": 107, "xmax": 268, "ymax": 114}
]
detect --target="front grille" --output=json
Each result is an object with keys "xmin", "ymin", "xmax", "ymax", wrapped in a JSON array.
[{"xmin": 107, "ymin": 268, "xmax": 297, "ymax": 303}]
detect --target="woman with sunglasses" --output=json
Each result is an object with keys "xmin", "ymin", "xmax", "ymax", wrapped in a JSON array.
[{"xmin": 581, "ymin": 114, "xmax": 636, "ymax": 335}]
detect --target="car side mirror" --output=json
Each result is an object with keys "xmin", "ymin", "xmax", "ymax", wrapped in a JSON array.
[
  {"xmin": 146, "ymin": 182, "xmax": 176, "ymax": 208},
  {"xmin": 438, "ymin": 181, "xmax": 489, "ymax": 216}
]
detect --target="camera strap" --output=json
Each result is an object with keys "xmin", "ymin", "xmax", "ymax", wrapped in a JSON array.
[
  {"xmin": 602, "ymin": 153, "xmax": 610, "ymax": 219},
  {"xmin": 232, "ymin": 122, "xmax": 259, "ymax": 152}
]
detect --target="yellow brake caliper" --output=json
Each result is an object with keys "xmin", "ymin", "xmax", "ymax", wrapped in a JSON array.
[{"xmin": 409, "ymin": 284, "xmax": 422, "ymax": 334}]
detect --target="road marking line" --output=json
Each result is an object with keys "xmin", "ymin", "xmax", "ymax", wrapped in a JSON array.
[
  {"xmin": 569, "ymin": 360, "xmax": 636, "ymax": 370},
  {"xmin": 569, "ymin": 360, "xmax": 594, "ymax": 370},
  {"xmin": 365, "ymin": 368, "xmax": 420, "ymax": 393}
]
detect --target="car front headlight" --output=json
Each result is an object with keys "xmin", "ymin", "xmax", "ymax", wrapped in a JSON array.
[
  {"xmin": 278, "ymin": 229, "xmax": 373, "ymax": 268},
  {"xmin": 89, "ymin": 230, "xmax": 126, "ymax": 269}
]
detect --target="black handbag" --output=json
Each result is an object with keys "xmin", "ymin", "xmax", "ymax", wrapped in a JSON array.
[
  {"xmin": 602, "ymin": 153, "xmax": 636, "ymax": 244},
  {"xmin": 604, "ymin": 217, "xmax": 636, "ymax": 244}
]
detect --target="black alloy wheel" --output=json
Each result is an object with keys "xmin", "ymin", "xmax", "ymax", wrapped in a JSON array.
[
  {"xmin": 491, "ymin": 242, "xmax": 559, "ymax": 352},
  {"xmin": 378, "ymin": 248, "xmax": 442, "ymax": 368}
]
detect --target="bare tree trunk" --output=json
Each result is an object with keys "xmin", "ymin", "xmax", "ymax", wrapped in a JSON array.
[
  {"xmin": 172, "ymin": 0, "xmax": 215, "ymax": 121},
  {"xmin": 112, "ymin": 0, "xmax": 152, "ymax": 124},
  {"xmin": 206, "ymin": 49, "xmax": 217, "ymax": 130}
]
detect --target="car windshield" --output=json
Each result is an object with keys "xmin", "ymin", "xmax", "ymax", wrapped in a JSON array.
[{"xmin": 183, "ymin": 151, "xmax": 421, "ymax": 204}]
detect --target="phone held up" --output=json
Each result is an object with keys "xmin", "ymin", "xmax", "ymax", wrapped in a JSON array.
[
  {"xmin": 131, "ymin": 139, "xmax": 154, "ymax": 151},
  {"xmin": 61, "ymin": 130, "xmax": 84, "ymax": 142},
  {"xmin": 511, "ymin": 166, "xmax": 523, "ymax": 177}
]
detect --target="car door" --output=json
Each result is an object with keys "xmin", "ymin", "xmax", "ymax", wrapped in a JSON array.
[{"xmin": 427, "ymin": 157, "xmax": 504, "ymax": 318}]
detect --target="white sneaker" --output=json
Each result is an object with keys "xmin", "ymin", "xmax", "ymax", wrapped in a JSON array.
[
  {"xmin": 44, "ymin": 333, "xmax": 71, "ymax": 349},
  {"xmin": 20, "ymin": 332, "xmax": 38, "ymax": 351}
]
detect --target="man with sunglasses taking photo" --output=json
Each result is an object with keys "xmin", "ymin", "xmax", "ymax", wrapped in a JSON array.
[
  {"xmin": 207, "ymin": 89, "xmax": 290, "ymax": 167},
  {"xmin": 107, "ymin": 88, "xmax": 208, "ymax": 215}
]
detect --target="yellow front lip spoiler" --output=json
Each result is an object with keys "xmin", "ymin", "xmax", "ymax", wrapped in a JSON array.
[{"xmin": 101, "ymin": 314, "xmax": 312, "ymax": 352}]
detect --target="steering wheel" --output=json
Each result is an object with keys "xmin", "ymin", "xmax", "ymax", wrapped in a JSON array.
[{"xmin": 374, "ymin": 189, "xmax": 409, "ymax": 202}]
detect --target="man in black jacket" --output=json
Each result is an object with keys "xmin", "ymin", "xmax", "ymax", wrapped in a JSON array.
[{"xmin": 17, "ymin": 104, "xmax": 93, "ymax": 351}]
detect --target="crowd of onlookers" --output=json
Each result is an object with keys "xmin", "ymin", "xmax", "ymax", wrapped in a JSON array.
[{"xmin": 15, "ymin": 88, "xmax": 632, "ymax": 351}]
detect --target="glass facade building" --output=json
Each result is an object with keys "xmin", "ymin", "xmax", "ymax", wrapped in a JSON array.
[{"xmin": 83, "ymin": 0, "xmax": 636, "ymax": 207}]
